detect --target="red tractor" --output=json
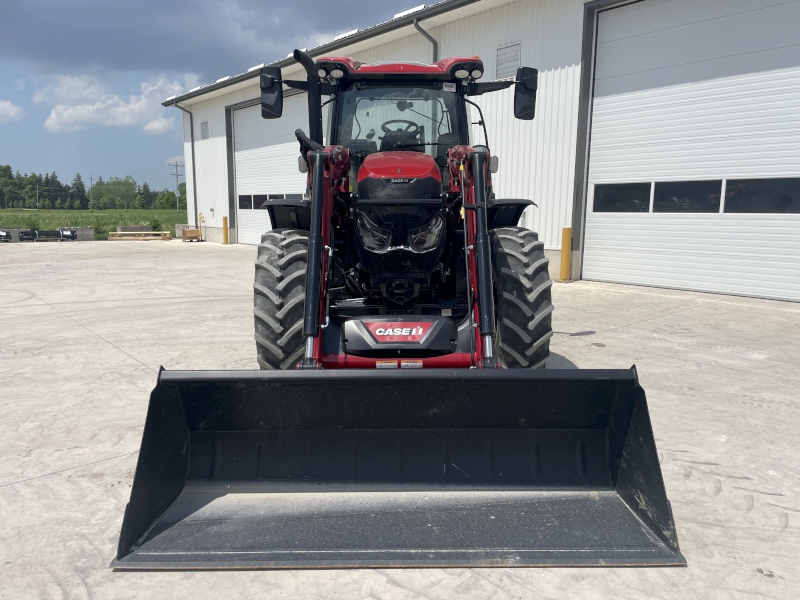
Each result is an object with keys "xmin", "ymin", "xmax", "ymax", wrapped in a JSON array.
[
  {"xmin": 112, "ymin": 50, "xmax": 683, "ymax": 571},
  {"xmin": 254, "ymin": 50, "xmax": 551, "ymax": 370}
]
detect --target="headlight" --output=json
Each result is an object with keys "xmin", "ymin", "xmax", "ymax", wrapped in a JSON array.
[
  {"xmin": 317, "ymin": 68, "xmax": 328, "ymax": 78},
  {"xmin": 356, "ymin": 213, "xmax": 391, "ymax": 253},
  {"xmin": 454, "ymin": 68, "xmax": 469, "ymax": 79},
  {"xmin": 330, "ymin": 68, "xmax": 344, "ymax": 79},
  {"xmin": 471, "ymin": 69, "xmax": 483, "ymax": 79},
  {"xmin": 408, "ymin": 213, "xmax": 444, "ymax": 253}
]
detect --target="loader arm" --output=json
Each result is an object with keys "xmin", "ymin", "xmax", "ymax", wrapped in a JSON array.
[{"xmin": 301, "ymin": 144, "xmax": 349, "ymax": 368}]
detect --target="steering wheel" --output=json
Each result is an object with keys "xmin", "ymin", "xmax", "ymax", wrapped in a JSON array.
[{"xmin": 381, "ymin": 119, "xmax": 419, "ymax": 135}]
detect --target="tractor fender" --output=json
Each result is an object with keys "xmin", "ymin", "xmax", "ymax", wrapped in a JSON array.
[
  {"xmin": 260, "ymin": 198, "xmax": 312, "ymax": 231},
  {"xmin": 487, "ymin": 198, "xmax": 536, "ymax": 229}
]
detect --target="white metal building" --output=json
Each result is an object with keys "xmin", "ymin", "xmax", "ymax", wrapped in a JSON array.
[{"xmin": 165, "ymin": 0, "xmax": 800, "ymax": 301}]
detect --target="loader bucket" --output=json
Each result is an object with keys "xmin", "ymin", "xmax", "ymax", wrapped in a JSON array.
[{"xmin": 112, "ymin": 368, "xmax": 685, "ymax": 569}]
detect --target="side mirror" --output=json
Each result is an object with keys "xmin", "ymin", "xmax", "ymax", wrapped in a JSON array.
[
  {"xmin": 260, "ymin": 66, "xmax": 283, "ymax": 119},
  {"xmin": 513, "ymin": 66, "xmax": 538, "ymax": 120}
]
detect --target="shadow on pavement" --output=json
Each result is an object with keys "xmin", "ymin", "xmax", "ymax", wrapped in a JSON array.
[{"xmin": 546, "ymin": 352, "xmax": 579, "ymax": 369}]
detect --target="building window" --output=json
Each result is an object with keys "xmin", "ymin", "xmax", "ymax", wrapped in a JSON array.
[
  {"xmin": 240, "ymin": 194, "xmax": 304, "ymax": 210},
  {"xmin": 724, "ymin": 178, "xmax": 800, "ymax": 214},
  {"xmin": 200, "ymin": 121, "xmax": 209, "ymax": 140},
  {"xmin": 495, "ymin": 43, "xmax": 520, "ymax": 81},
  {"xmin": 653, "ymin": 180, "xmax": 721, "ymax": 213},
  {"xmin": 251, "ymin": 194, "xmax": 286, "ymax": 210},
  {"xmin": 593, "ymin": 183, "xmax": 651, "ymax": 212}
]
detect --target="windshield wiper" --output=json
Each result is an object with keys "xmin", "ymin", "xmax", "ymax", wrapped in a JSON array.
[{"xmin": 385, "ymin": 142, "xmax": 454, "ymax": 150}]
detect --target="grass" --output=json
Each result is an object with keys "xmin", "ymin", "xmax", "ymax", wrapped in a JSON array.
[{"xmin": 0, "ymin": 209, "xmax": 186, "ymax": 240}]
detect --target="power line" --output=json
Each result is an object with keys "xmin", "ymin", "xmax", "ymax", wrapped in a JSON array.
[{"xmin": 129, "ymin": 164, "xmax": 178, "ymax": 177}]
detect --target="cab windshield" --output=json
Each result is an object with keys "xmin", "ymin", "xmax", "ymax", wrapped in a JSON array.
[{"xmin": 335, "ymin": 81, "xmax": 465, "ymax": 165}]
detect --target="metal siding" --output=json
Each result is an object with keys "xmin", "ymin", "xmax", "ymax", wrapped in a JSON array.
[
  {"xmin": 181, "ymin": 111, "xmax": 195, "ymax": 225},
  {"xmin": 179, "ymin": 0, "xmax": 586, "ymax": 249},
  {"xmin": 348, "ymin": 0, "xmax": 585, "ymax": 249},
  {"xmin": 182, "ymin": 84, "xmax": 261, "ymax": 230},
  {"xmin": 585, "ymin": 0, "xmax": 800, "ymax": 300}
]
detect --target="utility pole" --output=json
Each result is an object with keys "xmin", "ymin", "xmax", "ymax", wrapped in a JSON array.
[
  {"xmin": 89, "ymin": 175, "xmax": 93, "ymax": 209},
  {"xmin": 36, "ymin": 183, "xmax": 39, "ymax": 210},
  {"xmin": 169, "ymin": 162, "xmax": 183, "ymax": 213}
]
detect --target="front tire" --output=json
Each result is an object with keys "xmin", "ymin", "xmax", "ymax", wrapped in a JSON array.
[
  {"xmin": 253, "ymin": 229, "xmax": 308, "ymax": 369},
  {"xmin": 490, "ymin": 226, "xmax": 554, "ymax": 368}
]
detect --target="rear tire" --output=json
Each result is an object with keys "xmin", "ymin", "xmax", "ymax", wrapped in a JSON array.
[
  {"xmin": 253, "ymin": 229, "xmax": 308, "ymax": 369},
  {"xmin": 490, "ymin": 226, "xmax": 554, "ymax": 368}
]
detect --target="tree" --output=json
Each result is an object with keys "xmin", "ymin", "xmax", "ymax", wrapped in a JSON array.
[
  {"xmin": 138, "ymin": 182, "xmax": 156, "ymax": 209},
  {"xmin": 70, "ymin": 173, "xmax": 87, "ymax": 209},
  {"xmin": 152, "ymin": 189, "xmax": 177, "ymax": 210},
  {"xmin": 90, "ymin": 176, "xmax": 105, "ymax": 209},
  {"xmin": 103, "ymin": 176, "xmax": 137, "ymax": 210},
  {"xmin": 89, "ymin": 195, "xmax": 107, "ymax": 210}
]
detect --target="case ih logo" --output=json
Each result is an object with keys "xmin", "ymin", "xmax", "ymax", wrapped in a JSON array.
[
  {"xmin": 390, "ymin": 178, "xmax": 411, "ymax": 183},
  {"xmin": 365, "ymin": 322, "xmax": 432, "ymax": 342}
]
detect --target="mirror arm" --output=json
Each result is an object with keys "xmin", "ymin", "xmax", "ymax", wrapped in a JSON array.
[
  {"xmin": 286, "ymin": 80, "xmax": 336, "ymax": 95},
  {"xmin": 463, "ymin": 97, "xmax": 489, "ymax": 148},
  {"xmin": 467, "ymin": 80, "xmax": 514, "ymax": 96}
]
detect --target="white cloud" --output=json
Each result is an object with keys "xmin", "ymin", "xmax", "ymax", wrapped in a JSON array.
[
  {"xmin": 183, "ymin": 73, "xmax": 201, "ymax": 92},
  {"xmin": 143, "ymin": 116, "xmax": 175, "ymax": 134},
  {"xmin": 41, "ymin": 76, "xmax": 185, "ymax": 134},
  {"xmin": 33, "ymin": 75, "xmax": 107, "ymax": 105},
  {"xmin": 0, "ymin": 100, "xmax": 25, "ymax": 123},
  {"xmin": 166, "ymin": 155, "xmax": 185, "ymax": 165}
]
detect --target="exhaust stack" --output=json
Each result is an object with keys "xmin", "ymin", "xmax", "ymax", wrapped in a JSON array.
[{"xmin": 293, "ymin": 49, "xmax": 324, "ymax": 145}]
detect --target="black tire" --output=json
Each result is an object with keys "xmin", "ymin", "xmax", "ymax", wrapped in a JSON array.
[
  {"xmin": 490, "ymin": 226, "xmax": 554, "ymax": 369},
  {"xmin": 253, "ymin": 229, "xmax": 308, "ymax": 369}
]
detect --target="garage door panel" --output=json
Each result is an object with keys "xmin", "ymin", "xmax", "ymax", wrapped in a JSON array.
[
  {"xmin": 584, "ymin": 0, "xmax": 800, "ymax": 301},
  {"xmin": 233, "ymin": 98, "xmax": 313, "ymax": 144},
  {"xmin": 594, "ymin": 45, "xmax": 800, "ymax": 99},
  {"xmin": 596, "ymin": 0, "xmax": 798, "ymax": 80},
  {"xmin": 583, "ymin": 215, "xmax": 800, "ymax": 301},
  {"xmin": 590, "ymin": 65, "xmax": 800, "ymax": 181},
  {"xmin": 596, "ymin": 0, "xmax": 787, "ymax": 43},
  {"xmin": 236, "ymin": 210, "xmax": 273, "ymax": 247},
  {"xmin": 235, "ymin": 142, "xmax": 306, "ymax": 195},
  {"xmin": 233, "ymin": 95, "xmax": 312, "ymax": 245}
]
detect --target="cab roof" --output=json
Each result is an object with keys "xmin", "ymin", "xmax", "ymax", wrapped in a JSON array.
[{"xmin": 316, "ymin": 56, "xmax": 485, "ymax": 81}]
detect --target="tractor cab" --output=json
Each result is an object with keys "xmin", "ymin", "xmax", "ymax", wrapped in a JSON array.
[{"xmin": 256, "ymin": 52, "xmax": 539, "ymax": 318}]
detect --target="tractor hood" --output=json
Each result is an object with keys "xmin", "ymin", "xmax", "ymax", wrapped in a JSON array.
[{"xmin": 358, "ymin": 151, "xmax": 441, "ymax": 183}]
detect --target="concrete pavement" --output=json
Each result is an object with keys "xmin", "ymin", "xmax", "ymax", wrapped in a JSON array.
[{"xmin": 1, "ymin": 240, "xmax": 797, "ymax": 599}]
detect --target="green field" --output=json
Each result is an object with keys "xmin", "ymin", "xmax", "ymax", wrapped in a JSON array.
[{"xmin": 0, "ymin": 209, "xmax": 186, "ymax": 240}]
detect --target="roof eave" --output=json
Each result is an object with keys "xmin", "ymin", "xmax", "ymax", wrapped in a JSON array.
[{"xmin": 162, "ymin": 0, "xmax": 480, "ymax": 107}]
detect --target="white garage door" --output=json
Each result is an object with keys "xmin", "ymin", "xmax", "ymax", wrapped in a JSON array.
[
  {"xmin": 583, "ymin": 0, "xmax": 800, "ymax": 301},
  {"xmin": 233, "ymin": 93, "xmax": 327, "ymax": 245}
]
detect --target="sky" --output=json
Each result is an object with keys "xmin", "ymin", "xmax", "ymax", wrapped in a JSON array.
[{"xmin": 0, "ymin": 0, "xmax": 406, "ymax": 191}]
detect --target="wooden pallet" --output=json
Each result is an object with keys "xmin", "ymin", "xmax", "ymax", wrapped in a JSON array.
[{"xmin": 108, "ymin": 231, "xmax": 172, "ymax": 241}]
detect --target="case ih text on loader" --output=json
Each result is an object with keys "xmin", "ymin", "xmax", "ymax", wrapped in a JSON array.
[{"xmin": 112, "ymin": 50, "xmax": 685, "ymax": 570}]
